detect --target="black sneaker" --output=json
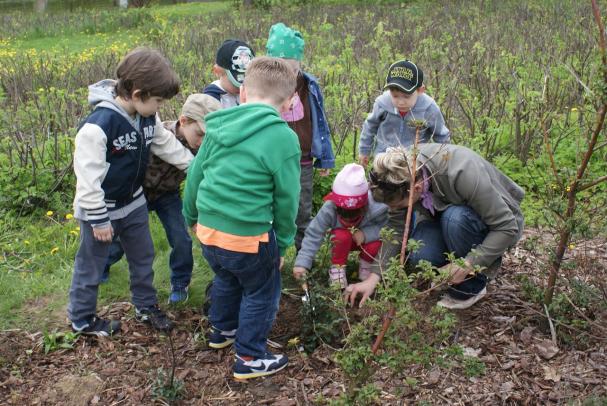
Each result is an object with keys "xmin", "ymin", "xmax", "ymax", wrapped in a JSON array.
[
  {"xmin": 71, "ymin": 316, "xmax": 120, "ymax": 337},
  {"xmin": 135, "ymin": 305, "xmax": 174, "ymax": 332}
]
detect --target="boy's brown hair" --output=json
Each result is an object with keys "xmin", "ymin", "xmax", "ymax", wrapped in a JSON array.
[
  {"xmin": 115, "ymin": 47, "xmax": 180, "ymax": 101},
  {"xmin": 243, "ymin": 56, "xmax": 296, "ymax": 105}
]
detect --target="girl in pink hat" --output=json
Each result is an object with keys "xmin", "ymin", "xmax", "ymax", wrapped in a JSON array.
[{"xmin": 293, "ymin": 164, "xmax": 389, "ymax": 288}]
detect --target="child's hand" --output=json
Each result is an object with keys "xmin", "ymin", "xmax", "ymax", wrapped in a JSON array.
[
  {"xmin": 358, "ymin": 155, "xmax": 369, "ymax": 167},
  {"xmin": 279, "ymin": 256, "xmax": 285, "ymax": 271},
  {"xmin": 352, "ymin": 230, "xmax": 365, "ymax": 246},
  {"xmin": 293, "ymin": 266, "xmax": 307, "ymax": 280},
  {"xmin": 92, "ymin": 225, "xmax": 113, "ymax": 243},
  {"xmin": 317, "ymin": 169, "xmax": 331, "ymax": 177}
]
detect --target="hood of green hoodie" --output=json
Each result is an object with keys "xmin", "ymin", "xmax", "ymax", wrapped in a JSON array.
[{"xmin": 204, "ymin": 103, "xmax": 285, "ymax": 147}]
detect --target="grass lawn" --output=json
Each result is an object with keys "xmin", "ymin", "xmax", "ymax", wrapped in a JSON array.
[
  {"xmin": 0, "ymin": 213, "xmax": 214, "ymax": 331},
  {"xmin": 2, "ymin": 1, "xmax": 230, "ymax": 53}
]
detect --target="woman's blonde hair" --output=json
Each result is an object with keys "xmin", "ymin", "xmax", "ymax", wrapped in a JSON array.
[
  {"xmin": 369, "ymin": 147, "xmax": 421, "ymax": 204},
  {"xmin": 372, "ymin": 146, "xmax": 417, "ymax": 184}
]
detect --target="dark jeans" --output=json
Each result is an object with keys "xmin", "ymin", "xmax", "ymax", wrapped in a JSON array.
[
  {"xmin": 409, "ymin": 205, "xmax": 488, "ymax": 267},
  {"xmin": 104, "ymin": 192, "xmax": 193, "ymax": 289},
  {"xmin": 68, "ymin": 204, "xmax": 157, "ymax": 322},
  {"xmin": 373, "ymin": 204, "xmax": 491, "ymax": 291},
  {"xmin": 202, "ymin": 230, "xmax": 281, "ymax": 358}
]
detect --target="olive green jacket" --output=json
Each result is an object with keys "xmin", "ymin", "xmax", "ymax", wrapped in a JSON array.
[
  {"xmin": 417, "ymin": 143, "xmax": 524, "ymax": 267},
  {"xmin": 373, "ymin": 144, "xmax": 524, "ymax": 274}
]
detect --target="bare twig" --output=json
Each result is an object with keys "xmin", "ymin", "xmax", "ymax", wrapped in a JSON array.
[
  {"xmin": 543, "ymin": 304, "xmax": 558, "ymax": 345},
  {"xmin": 371, "ymin": 123, "xmax": 421, "ymax": 355},
  {"xmin": 562, "ymin": 292, "xmax": 607, "ymax": 333},
  {"xmin": 578, "ymin": 174, "xmax": 607, "ymax": 192},
  {"xmin": 563, "ymin": 64, "xmax": 594, "ymax": 96}
]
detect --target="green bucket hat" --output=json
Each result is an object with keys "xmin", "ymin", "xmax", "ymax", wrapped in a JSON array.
[{"xmin": 266, "ymin": 23, "xmax": 305, "ymax": 61}]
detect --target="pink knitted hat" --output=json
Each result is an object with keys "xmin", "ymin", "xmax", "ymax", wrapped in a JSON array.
[{"xmin": 324, "ymin": 163, "xmax": 369, "ymax": 209}]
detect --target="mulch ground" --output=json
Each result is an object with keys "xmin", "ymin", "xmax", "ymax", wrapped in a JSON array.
[{"xmin": 1, "ymin": 230, "xmax": 606, "ymax": 405}]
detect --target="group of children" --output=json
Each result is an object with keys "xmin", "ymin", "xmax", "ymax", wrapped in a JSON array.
[{"xmin": 68, "ymin": 23, "xmax": 457, "ymax": 379}]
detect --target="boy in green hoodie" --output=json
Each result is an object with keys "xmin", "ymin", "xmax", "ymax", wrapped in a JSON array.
[{"xmin": 183, "ymin": 56, "xmax": 300, "ymax": 379}]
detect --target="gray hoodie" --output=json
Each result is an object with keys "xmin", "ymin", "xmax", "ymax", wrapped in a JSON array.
[
  {"xmin": 294, "ymin": 192, "xmax": 389, "ymax": 270},
  {"xmin": 359, "ymin": 91, "xmax": 450, "ymax": 156}
]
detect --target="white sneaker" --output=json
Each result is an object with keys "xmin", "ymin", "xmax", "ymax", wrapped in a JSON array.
[
  {"xmin": 437, "ymin": 287, "xmax": 487, "ymax": 310},
  {"xmin": 328, "ymin": 266, "xmax": 347, "ymax": 289},
  {"xmin": 358, "ymin": 259, "xmax": 372, "ymax": 281}
]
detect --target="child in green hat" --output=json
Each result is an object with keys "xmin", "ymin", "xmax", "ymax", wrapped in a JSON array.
[{"xmin": 266, "ymin": 22, "xmax": 335, "ymax": 251}]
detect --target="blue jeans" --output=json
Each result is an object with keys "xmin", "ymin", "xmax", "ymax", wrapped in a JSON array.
[
  {"xmin": 409, "ymin": 205, "xmax": 488, "ymax": 267},
  {"xmin": 202, "ymin": 230, "xmax": 281, "ymax": 358},
  {"xmin": 104, "ymin": 192, "xmax": 193, "ymax": 289}
]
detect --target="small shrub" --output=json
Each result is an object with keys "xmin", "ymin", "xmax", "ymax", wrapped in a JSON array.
[
  {"xmin": 462, "ymin": 356, "xmax": 486, "ymax": 377},
  {"xmin": 151, "ymin": 367, "xmax": 184, "ymax": 402},
  {"xmin": 41, "ymin": 330, "xmax": 79, "ymax": 354}
]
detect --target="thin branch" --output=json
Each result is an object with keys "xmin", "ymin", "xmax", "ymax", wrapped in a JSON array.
[
  {"xmin": 563, "ymin": 64, "xmax": 594, "ymax": 96},
  {"xmin": 578, "ymin": 174, "xmax": 607, "ymax": 191},
  {"xmin": 371, "ymin": 124, "xmax": 421, "ymax": 355},
  {"xmin": 543, "ymin": 304, "xmax": 558, "ymax": 345}
]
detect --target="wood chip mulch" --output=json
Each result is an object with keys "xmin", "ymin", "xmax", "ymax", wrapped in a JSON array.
[{"xmin": 1, "ymin": 229, "xmax": 606, "ymax": 405}]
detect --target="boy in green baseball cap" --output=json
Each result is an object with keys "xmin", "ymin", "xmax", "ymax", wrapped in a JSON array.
[{"xmin": 266, "ymin": 22, "xmax": 335, "ymax": 252}]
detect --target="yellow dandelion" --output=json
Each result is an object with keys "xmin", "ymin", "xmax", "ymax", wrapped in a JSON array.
[
  {"xmin": 50, "ymin": 247, "xmax": 59, "ymax": 254},
  {"xmin": 287, "ymin": 337, "xmax": 300, "ymax": 347},
  {"xmin": 24, "ymin": 240, "xmax": 30, "ymax": 245},
  {"xmin": 65, "ymin": 213, "xmax": 73, "ymax": 220},
  {"xmin": 571, "ymin": 107, "xmax": 578, "ymax": 112},
  {"xmin": 568, "ymin": 243, "xmax": 575, "ymax": 250},
  {"xmin": 69, "ymin": 230, "xmax": 79, "ymax": 236},
  {"xmin": 566, "ymin": 186, "xmax": 571, "ymax": 192},
  {"xmin": 46, "ymin": 210, "xmax": 54, "ymax": 216},
  {"xmin": 75, "ymin": 226, "xmax": 80, "ymax": 231}
]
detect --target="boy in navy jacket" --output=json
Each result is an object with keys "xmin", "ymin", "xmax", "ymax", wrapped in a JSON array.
[{"xmin": 68, "ymin": 48, "xmax": 193, "ymax": 336}]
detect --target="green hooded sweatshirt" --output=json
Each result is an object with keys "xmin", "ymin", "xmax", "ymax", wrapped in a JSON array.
[{"xmin": 182, "ymin": 103, "xmax": 301, "ymax": 256}]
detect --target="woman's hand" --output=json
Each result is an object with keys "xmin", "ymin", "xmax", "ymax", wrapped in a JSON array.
[
  {"xmin": 441, "ymin": 261, "xmax": 473, "ymax": 285},
  {"xmin": 343, "ymin": 273, "xmax": 380, "ymax": 307}
]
